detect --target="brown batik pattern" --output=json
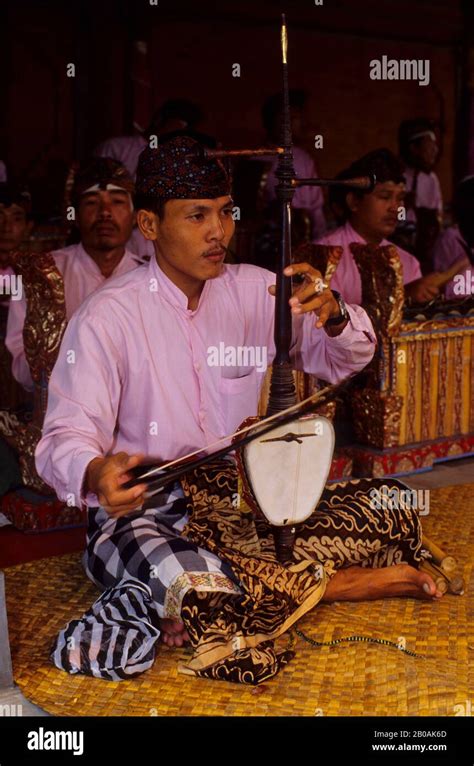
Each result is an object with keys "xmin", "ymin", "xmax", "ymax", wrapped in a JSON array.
[{"xmin": 178, "ymin": 460, "xmax": 423, "ymax": 685}]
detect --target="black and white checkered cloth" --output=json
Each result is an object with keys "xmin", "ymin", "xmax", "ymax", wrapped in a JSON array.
[
  {"xmin": 51, "ymin": 481, "xmax": 239, "ymax": 679},
  {"xmin": 83, "ymin": 481, "xmax": 237, "ymax": 614},
  {"xmin": 51, "ymin": 578, "xmax": 162, "ymax": 680}
]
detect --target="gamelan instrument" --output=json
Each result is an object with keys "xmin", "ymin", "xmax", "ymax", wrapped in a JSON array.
[{"xmin": 127, "ymin": 14, "xmax": 375, "ymax": 563}]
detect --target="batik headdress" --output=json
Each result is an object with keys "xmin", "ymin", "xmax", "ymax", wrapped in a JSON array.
[{"xmin": 135, "ymin": 135, "xmax": 231, "ymax": 206}]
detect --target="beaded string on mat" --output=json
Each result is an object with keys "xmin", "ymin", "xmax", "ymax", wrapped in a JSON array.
[{"xmin": 293, "ymin": 628, "xmax": 425, "ymax": 659}]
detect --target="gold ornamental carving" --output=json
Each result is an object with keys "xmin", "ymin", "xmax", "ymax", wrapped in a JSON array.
[{"xmin": 10, "ymin": 252, "xmax": 67, "ymax": 492}]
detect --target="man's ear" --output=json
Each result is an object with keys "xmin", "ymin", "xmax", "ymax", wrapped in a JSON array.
[
  {"xmin": 25, "ymin": 220, "xmax": 34, "ymax": 237},
  {"xmin": 346, "ymin": 191, "xmax": 360, "ymax": 214},
  {"xmin": 137, "ymin": 209, "xmax": 158, "ymax": 241}
]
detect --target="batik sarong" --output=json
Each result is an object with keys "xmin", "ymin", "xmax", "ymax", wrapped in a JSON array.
[{"xmin": 52, "ymin": 459, "xmax": 423, "ymax": 685}]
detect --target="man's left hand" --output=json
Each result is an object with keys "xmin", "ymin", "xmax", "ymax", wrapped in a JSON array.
[{"xmin": 268, "ymin": 262, "xmax": 343, "ymax": 330}]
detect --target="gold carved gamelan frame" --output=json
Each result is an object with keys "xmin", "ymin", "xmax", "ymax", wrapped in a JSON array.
[
  {"xmin": 349, "ymin": 243, "xmax": 474, "ymax": 475},
  {"xmin": 2, "ymin": 251, "xmax": 67, "ymax": 493}
]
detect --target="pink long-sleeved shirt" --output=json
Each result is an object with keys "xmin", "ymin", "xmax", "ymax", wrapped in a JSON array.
[
  {"xmin": 433, "ymin": 225, "xmax": 473, "ymax": 299},
  {"xmin": 5, "ymin": 243, "xmax": 145, "ymax": 391},
  {"xmin": 403, "ymin": 167, "xmax": 443, "ymax": 223},
  {"xmin": 36, "ymin": 258, "xmax": 376, "ymax": 508},
  {"xmin": 95, "ymin": 134, "xmax": 147, "ymax": 180},
  {"xmin": 316, "ymin": 221, "xmax": 422, "ymax": 305},
  {"xmin": 264, "ymin": 147, "xmax": 326, "ymax": 239},
  {"xmin": 0, "ymin": 265, "xmax": 15, "ymax": 307}
]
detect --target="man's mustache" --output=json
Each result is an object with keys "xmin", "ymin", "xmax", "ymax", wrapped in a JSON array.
[
  {"xmin": 92, "ymin": 218, "xmax": 119, "ymax": 230},
  {"xmin": 202, "ymin": 244, "xmax": 229, "ymax": 256}
]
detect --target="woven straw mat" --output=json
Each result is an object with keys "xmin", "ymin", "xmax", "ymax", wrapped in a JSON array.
[{"xmin": 4, "ymin": 483, "xmax": 474, "ymax": 716}]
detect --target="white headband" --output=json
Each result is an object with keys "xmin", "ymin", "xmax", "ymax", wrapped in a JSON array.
[
  {"xmin": 82, "ymin": 183, "xmax": 131, "ymax": 194},
  {"xmin": 81, "ymin": 183, "xmax": 134, "ymax": 211},
  {"xmin": 409, "ymin": 130, "xmax": 436, "ymax": 143}
]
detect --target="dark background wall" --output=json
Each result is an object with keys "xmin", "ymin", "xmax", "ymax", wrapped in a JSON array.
[{"xmin": 0, "ymin": 0, "xmax": 469, "ymax": 215}]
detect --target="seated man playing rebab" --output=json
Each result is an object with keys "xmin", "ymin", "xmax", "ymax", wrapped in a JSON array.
[{"xmin": 36, "ymin": 137, "xmax": 443, "ymax": 679}]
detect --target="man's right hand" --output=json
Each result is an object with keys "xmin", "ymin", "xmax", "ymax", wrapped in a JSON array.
[
  {"xmin": 405, "ymin": 274, "xmax": 441, "ymax": 304},
  {"xmin": 405, "ymin": 258, "xmax": 470, "ymax": 304},
  {"xmin": 86, "ymin": 452, "xmax": 147, "ymax": 518}
]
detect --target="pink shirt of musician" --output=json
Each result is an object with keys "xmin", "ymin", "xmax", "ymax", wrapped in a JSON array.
[
  {"xmin": 5, "ymin": 243, "xmax": 145, "ymax": 391},
  {"xmin": 433, "ymin": 225, "xmax": 473, "ymax": 299},
  {"xmin": 127, "ymin": 227, "xmax": 155, "ymax": 260},
  {"xmin": 0, "ymin": 265, "xmax": 15, "ymax": 306},
  {"xmin": 403, "ymin": 167, "xmax": 443, "ymax": 223},
  {"xmin": 95, "ymin": 135, "xmax": 147, "ymax": 179},
  {"xmin": 36, "ymin": 258, "xmax": 376, "ymax": 508},
  {"xmin": 264, "ymin": 147, "xmax": 326, "ymax": 238},
  {"xmin": 316, "ymin": 221, "xmax": 422, "ymax": 305}
]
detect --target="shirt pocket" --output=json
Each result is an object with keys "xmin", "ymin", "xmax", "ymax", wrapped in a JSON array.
[
  {"xmin": 219, "ymin": 370, "xmax": 258, "ymax": 393},
  {"xmin": 218, "ymin": 369, "xmax": 259, "ymax": 433}
]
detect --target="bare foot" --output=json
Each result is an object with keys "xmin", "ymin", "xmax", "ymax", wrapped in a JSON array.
[
  {"xmin": 159, "ymin": 618, "xmax": 190, "ymax": 647},
  {"xmin": 322, "ymin": 564, "xmax": 444, "ymax": 603}
]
